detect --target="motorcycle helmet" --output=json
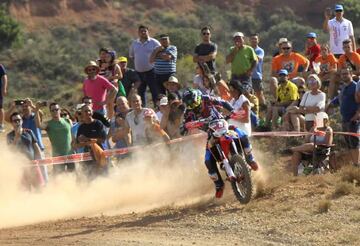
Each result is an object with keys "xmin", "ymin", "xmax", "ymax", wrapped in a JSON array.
[{"xmin": 182, "ymin": 88, "xmax": 202, "ymax": 110}]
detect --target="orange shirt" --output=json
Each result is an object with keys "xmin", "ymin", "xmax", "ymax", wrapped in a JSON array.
[
  {"xmin": 314, "ymin": 54, "xmax": 337, "ymax": 73},
  {"xmin": 272, "ymin": 52, "xmax": 309, "ymax": 79},
  {"xmin": 338, "ymin": 52, "xmax": 360, "ymax": 70}
]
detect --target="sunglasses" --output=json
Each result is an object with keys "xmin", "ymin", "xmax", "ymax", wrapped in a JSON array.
[
  {"xmin": 87, "ymin": 68, "xmax": 97, "ymax": 73},
  {"xmin": 51, "ymin": 108, "xmax": 60, "ymax": 112},
  {"xmin": 202, "ymin": 32, "xmax": 210, "ymax": 36},
  {"xmin": 282, "ymin": 47, "xmax": 291, "ymax": 50},
  {"xmin": 12, "ymin": 119, "xmax": 21, "ymax": 123},
  {"xmin": 335, "ymin": 10, "xmax": 343, "ymax": 12},
  {"xmin": 60, "ymin": 113, "xmax": 68, "ymax": 117}
]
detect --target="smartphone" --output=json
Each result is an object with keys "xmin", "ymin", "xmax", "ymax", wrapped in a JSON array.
[
  {"xmin": 326, "ymin": 7, "xmax": 332, "ymax": 17},
  {"xmin": 39, "ymin": 101, "xmax": 47, "ymax": 107},
  {"xmin": 14, "ymin": 100, "xmax": 25, "ymax": 106}
]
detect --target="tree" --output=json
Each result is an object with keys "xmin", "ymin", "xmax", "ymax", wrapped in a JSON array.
[{"xmin": 0, "ymin": 6, "xmax": 22, "ymax": 50}]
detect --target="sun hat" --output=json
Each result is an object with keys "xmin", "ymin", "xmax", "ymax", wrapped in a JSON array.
[
  {"xmin": 164, "ymin": 76, "xmax": 180, "ymax": 89},
  {"xmin": 84, "ymin": 61, "xmax": 100, "ymax": 73}
]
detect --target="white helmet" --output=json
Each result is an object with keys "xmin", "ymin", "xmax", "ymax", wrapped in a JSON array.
[{"xmin": 209, "ymin": 119, "xmax": 228, "ymax": 138}]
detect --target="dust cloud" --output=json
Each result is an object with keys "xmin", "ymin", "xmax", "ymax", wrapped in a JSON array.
[{"xmin": 0, "ymin": 137, "xmax": 213, "ymax": 229}]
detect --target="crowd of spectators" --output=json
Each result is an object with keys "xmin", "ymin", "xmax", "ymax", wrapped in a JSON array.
[{"xmin": 1, "ymin": 4, "xmax": 360, "ymax": 186}]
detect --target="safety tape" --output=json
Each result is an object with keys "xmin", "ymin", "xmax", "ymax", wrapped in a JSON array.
[
  {"xmin": 31, "ymin": 133, "xmax": 207, "ymax": 166},
  {"xmin": 29, "ymin": 130, "xmax": 359, "ymax": 167}
]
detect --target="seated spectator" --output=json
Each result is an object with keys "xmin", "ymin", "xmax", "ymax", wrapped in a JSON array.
[
  {"xmin": 338, "ymin": 39, "xmax": 360, "ymax": 81},
  {"xmin": 164, "ymin": 76, "xmax": 182, "ymax": 99},
  {"xmin": 313, "ymin": 43, "xmax": 337, "ymax": 96},
  {"xmin": 282, "ymin": 85, "xmax": 306, "ymax": 131},
  {"xmin": 71, "ymin": 104, "xmax": 85, "ymax": 153},
  {"xmin": 284, "ymin": 75, "xmax": 326, "ymax": 131},
  {"xmin": 290, "ymin": 112, "xmax": 333, "ymax": 176},
  {"xmin": 160, "ymin": 97, "xmax": 185, "ymax": 139},
  {"xmin": 228, "ymin": 80, "xmax": 252, "ymax": 136},
  {"xmin": 143, "ymin": 109, "xmax": 170, "ymax": 144},
  {"xmin": 270, "ymin": 41, "xmax": 309, "ymax": 99},
  {"xmin": 305, "ymin": 32, "xmax": 321, "ymax": 70},
  {"xmin": 124, "ymin": 94, "xmax": 158, "ymax": 146},
  {"xmin": 155, "ymin": 94, "xmax": 168, "ymax": 121},
  {"xmin": 74, "ymin": 104, "xmax": 107, "ymax": 177},
  {"xmin": 117, "ymin": 56, "xmax": 141, "ymax": 99},
  {"xmin": 266, "ymin": 69, "xmax": 299, "ymax": 130},
  {"xmin": 114, "ymin": 96, "xmax": 132, "ymax": 119},
  {"xmin": 108, "ymin": 113, "xmax": 131, "ymax": 150},
  {"xmin": 82, "ymin": 96, "xmax": 111, "ymax": 128},
  {"xmin": 7, "ymin": 112, "xmax": 44, "ymax": 189}
]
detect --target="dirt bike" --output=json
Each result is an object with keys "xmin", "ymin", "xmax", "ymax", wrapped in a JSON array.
[{"xmin": 185, "ymin": 117, "xmax": 253, "ymax": 204}]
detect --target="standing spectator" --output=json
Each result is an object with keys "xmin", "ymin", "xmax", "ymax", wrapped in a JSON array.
[
  {"xmin": 305, "ymin": 32, "xmax": 321, "ymax": 70},
  {"xmin": 314, "ymin": 43, "xmax": 338, "ymax": 96},
  {"xmin": 266, "ymin": 70, "xmax": 299, "ymax": 130},
  {"xmin": 83, "ymin": 61, "xmax": 118, "ymax": 117},
  {"xmin": 270, "ymin": 41, "xmax": 309, "ymax": 98},
  {"xmin": 337, "ymin": 39, "xmax": 360, "ymax": 79},
  {"xmin": 328, "ymin": 68, "xmax": 360, "ymax": 167},
  {"xmin": 226, "ymin": 32, "xmax": 257, "ymax": 84},
  {"xmin": 150, "ymin": 34, "xmax": 177, "ymax": 95},
  {"xmin": 74, "ymin": 105, "xmax": 108, "ymax": 177},
  {"xmin": 82, "ymin": 96, "xmax": 111, "ymax": 128},
  {"xmin": 101, "ymin": 51, "xmax": 124, "ymax": 94},
  {"xmin": 7, "ymin": 112, "xmax": 44, "ymax": 189},
  {"xmin": 0, "ymin": 64, "xmax": 8, "ymax": 132},
  {"xmin": 5, "ymin": 98, "xmax": 48, "ymax": 182},
  {"xmin": 129, "ymin": 25, "xmax": 161, "ymax": 107},
  {"xmin": 124, "ymin": 94, "xmax": 158, "ymax": 146},
  {"xmin": 71, "ymin": 105, "xmax": 85, "ymax": 153},
  {"xmin": 323, "ymin": 4, "xmax": 356, "ymax": 58},
  {"xmin": 35, "ymin": 102, "xmax": 74, "ymax": 174},
  {"xmin": 273, "ymin": 38, "xmax": 288, "ymax": 57},
  {"xmin": 117, "ymin": 56, "xmax": 141, "ymax": 98},
  {"xmin": 193, "ymin": 26, "xmax": 217, "ymax": 74},
  {"xmin": 249, "ymin": 33, "xmax": 265, "ymax": 107}
]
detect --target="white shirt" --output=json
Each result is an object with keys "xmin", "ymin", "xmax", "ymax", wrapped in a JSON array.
[
  {"xmin": 129, "ymin": 38, "xmax": 161, "ymax": 72},
  {"xmin": 125, "ymin": 108, "xmax": 158, "ymax": 146},
  {"xmin": 328, "ymin": 18, "xmax": 354, "ymax": 55},
  {"xmin": 299, "ymin": 91, "xmax": 326, "ymax": 121},
  {"xmin": 228, "ymin": 95, "xmax": 252, "ymax": 136}
]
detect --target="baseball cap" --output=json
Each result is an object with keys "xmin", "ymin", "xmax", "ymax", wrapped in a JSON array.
[
  {"xmin": 233, "ymin": 32, "xmax": 244, "ymax": 38},
  {"xmin": 334, "ymin": 4, "xmax": 343, "ymax": 11},
  {"xmin": 117, "ymin": 56, "xmax": 128, "ymax": 63},
  {"xmin": 307, "ymin": 32, "xmax": 317, "ymax": 38},
  {"xmin": 278, "ymin": 37, "xmax": 288, "ymax": 45},
  {"xmin": 167, "ymin": 76, "xmax": 178, "ymax": 83},
  {"xmin": 159, "ymin": 97, "xmax": 168, "ymax": 106},
  {"xmin": 278, "ymin": 69, "xmax": 288, "ymax": 76}
]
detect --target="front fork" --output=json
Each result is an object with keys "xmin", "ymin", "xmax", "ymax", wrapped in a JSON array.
[{"xmin": 213, "ymin": 142, "xmax": 236, "ymax": 178}]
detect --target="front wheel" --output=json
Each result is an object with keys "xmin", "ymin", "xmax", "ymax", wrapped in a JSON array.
[{"xmin": 230, "ymin": 154, "xmax": 253, "ymax": 204}]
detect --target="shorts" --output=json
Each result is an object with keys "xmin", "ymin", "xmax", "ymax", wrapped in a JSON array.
[
  {"xmin": 342, "ymin": 121, "xmax": 360, "ymax": 149},
  {"xmin": 251, "ymin": 79, "xmax": 263, "ymax": 92}
]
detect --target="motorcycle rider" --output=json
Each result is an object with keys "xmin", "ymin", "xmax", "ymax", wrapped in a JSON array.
[{"xmin": 182, "ymin": 88, "xmax": 259, "ymax": 198}]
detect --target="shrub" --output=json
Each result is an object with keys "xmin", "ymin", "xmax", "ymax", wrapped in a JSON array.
[
  {"xmin": 0, "ymin": 6, "xmax": 23, "ymax": 50},
  {"xmin": 317, "ymin": 199, "xmax": 331, "ymax": 213}
]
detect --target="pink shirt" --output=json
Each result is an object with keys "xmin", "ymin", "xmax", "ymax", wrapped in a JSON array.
[{"xmin": 83, "ymin": 75, "xmax": 115, "ymax": 111}]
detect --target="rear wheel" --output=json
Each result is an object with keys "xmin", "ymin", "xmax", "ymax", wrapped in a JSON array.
[{"xmin": 230, "ymin": 154, "xmax": 253, "ymax": 204}]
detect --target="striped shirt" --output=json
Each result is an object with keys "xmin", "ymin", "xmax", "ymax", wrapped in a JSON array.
[{"xmin": 154, "ymin": 45, "xmax": 177, "ymax": 74}]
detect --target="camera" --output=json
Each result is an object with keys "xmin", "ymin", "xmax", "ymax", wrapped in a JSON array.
[{"xmin": 14, "ymin": 100, "xmax": 25, "ymax": 106}]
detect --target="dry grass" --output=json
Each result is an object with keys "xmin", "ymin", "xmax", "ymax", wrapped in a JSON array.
[
  {"xmin": 340, "ymin": 166, "xmax": 360, "ymax": 185},
  {"xmin": 317, "ymin": 199, "xmax": 331, "ymax": 214},
  {"xmin": 333, "ymin": 182, "xmax": 354, "ymax": 198}
]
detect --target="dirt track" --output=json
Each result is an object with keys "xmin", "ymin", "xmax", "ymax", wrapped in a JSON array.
[{"xmin": 1, "ymin": 166, "xmax": 360, "ymax": 246}]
